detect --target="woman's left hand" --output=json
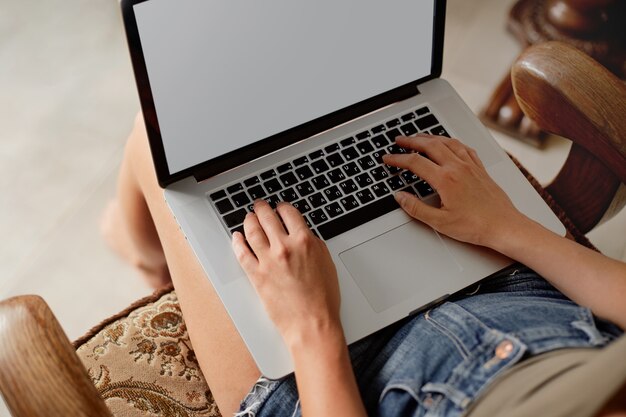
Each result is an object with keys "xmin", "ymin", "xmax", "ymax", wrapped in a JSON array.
[{"xmin": 231, "ymin": 200, "xmax": 342, "ymax": 349}]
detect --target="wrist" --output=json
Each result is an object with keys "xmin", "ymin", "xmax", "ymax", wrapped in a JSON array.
[
  {"xmin": 284, "ymin": 317, "xmax": 346, "ymax": 356},
  {"xmin": 484, "ymin": 213, "xmax": 545, "ymax": 257}
]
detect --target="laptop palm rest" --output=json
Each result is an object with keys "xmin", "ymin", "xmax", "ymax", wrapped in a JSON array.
[{"xmin": 339, "ymin": 220, "xmax": 463, "ymax": 313}]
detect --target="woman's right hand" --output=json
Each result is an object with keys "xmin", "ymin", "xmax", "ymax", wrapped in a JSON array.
[{"xmin": 383, "ymin": 134, "xmax": 528, "ymax": 249}]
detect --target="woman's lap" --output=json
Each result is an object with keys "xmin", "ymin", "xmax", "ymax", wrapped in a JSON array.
[{"xmin": 238, "ymin": 266, "xmax": 622, "ymax": 417}]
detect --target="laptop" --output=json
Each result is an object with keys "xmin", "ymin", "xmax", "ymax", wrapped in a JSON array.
[{"xmin": 121, "ymin": 0, "xmax": 565, "ymax": 378}]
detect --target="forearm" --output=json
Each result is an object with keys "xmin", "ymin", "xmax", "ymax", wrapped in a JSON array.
[
  {"xmin": 289, "ymin": 323, "xmax": 367, "ymax": 417},
  {"xmin": 489, "ymin": 215, "xmax": 626, "ymax": 330}
]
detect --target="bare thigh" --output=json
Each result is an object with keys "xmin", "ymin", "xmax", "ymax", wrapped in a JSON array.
[{"xmin": 121, "ymin": 116, "xmax": 261, "ymax": 415}]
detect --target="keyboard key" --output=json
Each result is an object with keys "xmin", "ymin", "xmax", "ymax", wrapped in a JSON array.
[
  {"xmin": 323, "ymin": 185, "xmax": 342, "ymax": 201},
  {"xmin": 327, "ymin": 168, "xmax": 346, "ymax": 183},
  {"xmin": 327, "ymin": 152, "xmax": 345, "ymax": 167},
  {"xmin": 372, "ymin": 149, "xmax": 388, "ymax": 164},
  {"xmin": 227, "ymin": 183, "xmax": 244, "ymax": 194},
  {"xmin": 223, "ymin": 208, "xmax": 247, "ymax": 228},
  {"xmin": 324, "ymin": 202, "xmax": 344, "ymax": 218},
  {"xmin": 324, "ymin": 143, "xmax": 340, "ymax": 153},
  {"xmin": 370, "ymin": 166, "xmax": 389, "ymax": 181},
  {"xmin": 355, "ymin": 172, "xmax": 374, "ymax": 188},
  {"xmin": 401, "ymin": 123, "xmax": 418, "ymax": 136},
  {"xmin": 339, "ymin": 179, "xmax": 358, "ymax": 195},
  {"xmin": 277, "ymin": 163, "xmax": 293, "ymax": 173},
  {"xmin": 357, "ymin": 155, "xmax": 376, "ymax": 171},
  {"xmin": 279, "ymin": 188, "xmax": 298, "ymax": 202},
  {"xmin": 215, "ymin": 198, "xmax": 234, "ymax": 214},
  {"xmin": 309, "ymin": 149, "xmax": 324, "ymax": 160},
  {"xmin": 230, "ymin": 225, "xmax": 245, "ymax": 236},
  {"xmin": 308, "ymin": 192, "xmax": 328, "ymax": 208},
  {"xmin": 244, "ymin": 176, "xmax": 260, "ymax": 187},
  {"xmin": 317, "ymin": 195, "xmax": 400, "ymax": 240},
  {"xmin": 401, "ymin": 171, "xmax": 420, "ymax": 184},
  {"xmin": 386, "ymin": 164, "xmax": 401, "ymax": 174},
  {"xmin": 415, "ymin": 114, "xmax": 439, "ymax": 130},
  {"xmin": 371, "ymin": 124, "xmax": 386, "ymax": 134},
  {"xmin": 264, "ymin": 178, "xmax": 282, "ymax": 193},
  {"xmin": 356, "ymin": 141, "xmax": 374, "ymax": 155},
  {"xmin": 386, "ymin": 176, "xmax": 405, "ymax": 191},
  {"xmin": 356, "ymin": 189, "xmax": 375, "ymax": 204},
  {"xmin": 311, "ymin": 159, "xmax": 330, "ymax": 174},
  {"xmin": 387, "ymin": 144, "xmax": 406, "ymax": 154},
  {"xmin": 293, "ymin": 156, "xmax": 309, "ymax": 166},
  {"xmin": 295, "ymin": 165, "xmax": 314, "ymax": 180},
  {"xmin": 311, "ymin": 174, "xmax": 330, "ymax": 190},
  {"xmin": 231, "ymin": 192, "xmax": 250, "ymax": 208},
  {"xmin": 293, "ymin": 199, "xmax": 311, "ymax": 214},
  {"xmin": 248, "ymin": 185, "xmax": 267, "ymax": 200},
  {"xmin": 356, "ymin": 131, "xmax": 371, "ymax": 140},
  {"xmin": 386, "ymin": 118, "xmax": 401, "ymax": 128},
  {"xmin": 385, "ymin": 128, "xmax": 402, "ymax": 142},
  {"xmin": 210, "ymin": 190, "xmax": 227, "ymax": 201},
  {"xmin": 402, "ymin": 185, "xmax": 418, "ymax": 196},
  {"xmin": 372, "ymin": 182, "xmax": 390, "ymax": 197},
  {"xmin": 372, "ymin": 135, "xmax": 389, "ymax": 148},
  {"xmin": 401, "ymin": 112, "xmax": 416, "ymax": 122},
  {"xmin": 416, "ymin": 106, "xmax": 430, "ymax": 116},
  {"xmin": 431, "ymin": 125, "xmax": 450, "ymax": 137},
  {"xmin": 415, "ymin": 180, "xmax": 435, "ymax": 197},
  {"xmin": 296, "ymin": 181, "xmax": 315, "ymax": 197},
  {"xmin": 342, "ymin": 162, "xmax": 361, "ymax": 177},
  {"xmin": 340, "ymin": 137, "xmax": 356, "ymax": 147},
  {"xmin": 340, "ymin": 195, "xmax": 359, "ymax": 211},
  {"xmin": 260, "ymin": 169, "xmax": 276, "ymax": 180},
  {"xmin": 279, "ymin": 172, "xmax": 298, "ymax": 187},
  {"xmin": 309, "ymin": 209, "xmax": 329, "ymax": 225},
  {"xmin": 341, "ymin": 147, "xmax": 359, "ymax": 161},
  {"xmin": 265, "ymin": 194, "xmax": 281, "ymax": 208}
]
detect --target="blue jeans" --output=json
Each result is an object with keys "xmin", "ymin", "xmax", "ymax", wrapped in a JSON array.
[{"xmin": 236, "ymin": 266, "xmax": 622, "ymax": 417}]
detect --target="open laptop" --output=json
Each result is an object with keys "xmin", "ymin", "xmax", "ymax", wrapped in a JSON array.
[{"xmin": 121, "ymin": 0, "xmax": 565, "ymax": 378}]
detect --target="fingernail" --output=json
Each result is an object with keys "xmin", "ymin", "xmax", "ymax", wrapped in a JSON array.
[{"xmin": 394, "ymin": 192, "xmax": 406, "ymax": 204}]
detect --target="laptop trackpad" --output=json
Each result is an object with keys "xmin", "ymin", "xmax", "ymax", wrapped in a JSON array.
[{"xmin": 339, "ymin": 221, "xmax": 462, "ymax": 313}]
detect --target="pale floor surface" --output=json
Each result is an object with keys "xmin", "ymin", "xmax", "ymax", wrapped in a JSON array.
[{"xmin": 1, "ymin": 0, "xmax": 626, "ymax": 414}]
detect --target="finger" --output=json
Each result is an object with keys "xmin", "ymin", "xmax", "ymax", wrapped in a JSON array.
[
  {"xmin": 243, "ymin": 212, "xmax": 270, "ymax": 256},
  {"xmin": 467, "ymin": 147, "xmax": 485, "ymax": 169},
  {"xmin": 231, "ymin": 231, "xmax": 259, "ymax": 275},
  {"xmin": 395, "ymin": 135, "xmax": 456, "ymax": 166},
  {"xmin": 382, "ymin": 152, "xmax": 441, "ymax": 188},
  {"xmin": 253, "ymin": 200, "xmax": 287, "ymax": 244},
  {"xmin": 394, "ymin": 191, "xmax": 442, "ymax": 227},
  {"xmin": 276, "ymin": 202, "xmax": 309, "ymax": 235},
  {"xmin": 440, "ymin": 138, "xmax": 474, "ymax": 163}
]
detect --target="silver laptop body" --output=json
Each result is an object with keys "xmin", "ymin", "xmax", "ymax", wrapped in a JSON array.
[{"xmin": 122, "ymin": 0, "xmax": 565, "ymax": 378}]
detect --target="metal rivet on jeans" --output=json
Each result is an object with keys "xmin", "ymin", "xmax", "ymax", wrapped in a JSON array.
[{"xmin": 495, "ymin": 340, "xmax": 514, "ymax": 359}]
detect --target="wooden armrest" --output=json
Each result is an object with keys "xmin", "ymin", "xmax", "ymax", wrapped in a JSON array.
[
  {"xmin": 511, "ymin": 41, "xmax": 626, "ymax": 232},
  {"xmin": 0, "ymin": 295, "xmax": 112, "ymax": 417}
]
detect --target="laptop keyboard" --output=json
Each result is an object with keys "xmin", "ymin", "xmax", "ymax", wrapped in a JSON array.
[{"xmin": 208, "ymin": 106, "xmax": 449, "ymax": 241}]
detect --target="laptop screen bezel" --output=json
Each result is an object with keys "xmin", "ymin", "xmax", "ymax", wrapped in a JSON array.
[{"xmin": 121, "ymin": 0, "xmax": 446, "ymax": 188}]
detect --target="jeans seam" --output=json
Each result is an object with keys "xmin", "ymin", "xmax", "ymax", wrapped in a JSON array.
[{"xmin": 425, "ymin": 308, "xmax": 470, "ymax": 360}]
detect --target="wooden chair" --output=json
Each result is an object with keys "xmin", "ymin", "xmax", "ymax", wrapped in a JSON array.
[{"xmin": 1, "ymin": 42, "xmax": 625, "ymax": 417}]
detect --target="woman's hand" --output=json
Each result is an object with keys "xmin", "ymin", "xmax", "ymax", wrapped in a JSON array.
[
  {"xmin": 231, "ymin": 200, "xmax": 342, "ymax": 349},
  {"xmin": 383, "ymin": 134, "xmax": 526, "ymax": 248}
]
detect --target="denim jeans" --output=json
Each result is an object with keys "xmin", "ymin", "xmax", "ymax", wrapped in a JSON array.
[{"xmin": 236, "ymin": 266, "xmax": 622, "ymax": 417}]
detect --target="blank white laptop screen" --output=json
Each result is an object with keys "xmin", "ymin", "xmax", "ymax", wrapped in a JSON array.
[{"xmin": 134, "ymin": 0, "xmax": 435, "ymax": 174}]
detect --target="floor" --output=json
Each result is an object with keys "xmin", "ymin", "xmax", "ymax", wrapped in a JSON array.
[{"xmin": 1, "ymin": 0, "xmax": 625, "ymax": 414}]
